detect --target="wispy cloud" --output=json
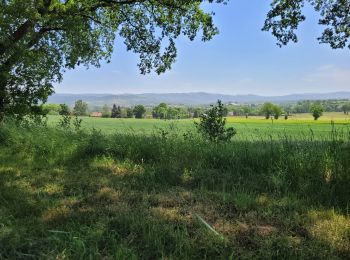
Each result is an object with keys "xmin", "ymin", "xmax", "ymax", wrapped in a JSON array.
[{"xmin": 304, "ymin": 65, "xmax": 350, "ymax": 83}]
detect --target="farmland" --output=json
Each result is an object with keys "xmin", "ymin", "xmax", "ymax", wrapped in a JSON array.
[
  {"xmin": 48, "ymin": 112, "xmax": 350, "ymax": 140},
  {"xmin": 1, "ymin": 113, "xmax": 350, "ymax": 259}
]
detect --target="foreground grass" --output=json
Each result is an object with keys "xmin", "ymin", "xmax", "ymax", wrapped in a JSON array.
[{"xmin": 0, "ymin": 121, "xmax": 350, "ymax": 259}]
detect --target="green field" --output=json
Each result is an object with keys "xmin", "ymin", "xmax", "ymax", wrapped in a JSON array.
[
  {"xmin": 49, "ymin": 112, "xmax": 350, "ymax": 140},
  {"xmin": 1, "ymin": 115, "xmax": 350, "ymax": 259}
]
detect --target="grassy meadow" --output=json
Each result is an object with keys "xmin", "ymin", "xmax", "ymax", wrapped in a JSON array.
[{"xmin": 0, "ymin": 114, "xmax": 350, "ymax": 259}]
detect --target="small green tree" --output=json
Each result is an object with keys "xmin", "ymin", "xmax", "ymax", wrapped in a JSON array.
[
  {"xmin": 58, "ymin": 114, "xmax": 71, "ymax": 129},
  {"xmin": 58, "ymin": 104, "xmax": 71, "ymax": 128},
  {"xmin": 72, "ymin": 116, "xmax": 83, "ymax": 131},
  {"xmin": 111, "ymin": 104, "xmax": 122, "ymax": 118},
  {"xmin": 167, "ymin": 107, "xmax": 189, "ymax": 119},
  {"xmin": 342, "ymin": 103, "xmax": 350, "ymax": 115},
  {"xmin": 133, "ymin": 105, "xmax": 146, "ymax": 119},
  {"xmin": 261, "ymin": 102, "xmax": 275, "ymax": 119},
  {"xmin": 153, "ymin": 103, "xmax": 168, "ymax": 119},
  {"xmin": 126, "ymin": 108, "xmax": 134, "ymax": 118},
  {"xmin": 310, "ymin": 104, "xmax": 324, "ymax": 120},
  {"xmin": 273, "ymin": 105, "xmax": 282, "ymax": 119},
  {"xmin": 195, "ymin": 100, "xmax": 236, "ymax": 142},
  {"xmin": 242, "ymin": 106, "xmax": 251, "ymax": 118},
  {"xmin": 59, "ymin": 104, "xmax": 70, "ymax": 116},
  {"xmin": 73, "ymin": 100, "xmax": 88, "ymax": 116}
]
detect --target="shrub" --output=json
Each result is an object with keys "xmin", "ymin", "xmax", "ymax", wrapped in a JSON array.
[
  {"xmin": 195, "ymin": 100, "xmax": 236, "ymax": 142},
  {"xmin": 58, "ymin": 114, "xmax": 72, "ymax": 129},
  {"xmin": 73, "ymin": 116, "xmax": 83, "ymax": 131},
  {"xmin": 58, "ymin": 114, "xmax": 83, "ymax": 131}
]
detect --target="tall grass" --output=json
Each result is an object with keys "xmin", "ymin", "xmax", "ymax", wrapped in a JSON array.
[
  {"xmin": 0, "ymin": 120, "xmax": 349, "ymax": 259},
  {"xmin": 67, "ymin": 123, "xmax": 350, "ymax": 209}
]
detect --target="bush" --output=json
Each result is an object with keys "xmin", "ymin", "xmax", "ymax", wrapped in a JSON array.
[
  {"xmin": 57, "ymin": 115, "xmax": 83, "ymax": 131},
  {"xmin": 195, "ymin": 100, "xmax": 236, "ymax": 142},
  {"xmin": 58, "ymin": 114, "xmax": 72, "ymax": 129}
]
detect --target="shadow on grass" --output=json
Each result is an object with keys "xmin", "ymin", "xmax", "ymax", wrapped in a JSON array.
[{"xmin": 0, "ymin": 135, "xmax": 349, "ymax": 258}]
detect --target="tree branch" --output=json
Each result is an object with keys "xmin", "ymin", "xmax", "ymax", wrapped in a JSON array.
[{"xmin": 0, "ymin": 20, "xmax": 34, "ymax": 57}]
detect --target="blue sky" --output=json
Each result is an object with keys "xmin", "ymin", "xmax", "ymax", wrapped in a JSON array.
[{"xmin": 55, "ymin": 0, "xmax": 350, "ymax": 96}]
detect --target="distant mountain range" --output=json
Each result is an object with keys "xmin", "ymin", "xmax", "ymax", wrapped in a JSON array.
[{"xmin": 48, "ymin": 92, "xmax": 350, "ymax": 107}]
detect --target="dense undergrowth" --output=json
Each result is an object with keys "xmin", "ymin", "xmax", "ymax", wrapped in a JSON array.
[{"xmin": 0, "ymin": 120, "xmax": 349, "ymax": 259}]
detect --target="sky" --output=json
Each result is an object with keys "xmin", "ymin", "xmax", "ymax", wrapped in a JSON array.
[{"xmin": 55, "ymin": 0, "xmax": 350, "ymax": 96}]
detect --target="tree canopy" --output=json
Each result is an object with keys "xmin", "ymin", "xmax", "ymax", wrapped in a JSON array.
[
  {"xmin": 0, "ymin": 0, "xmax": 225, "ymax": 118},
  {"xmin": 261, "ymin": 102, "xmax": 275, "ymax": 119},
  {"xmin": 310, "ymin": 103, "xmax": 324, "ymax": 120},
  {"xmin": 342, "ymin": 103, "xmax": 350, "ymax": 115},
  {"xmin": 133, "ymin": 104, "xmax": 146, "ymax": 118},
  {"xmin": 273, "ymin": 105, "xmax": 283, "ymax": 120},
  {"xmin": 260, "ymin": 103, "xmax": 284, "ymax": 119},
  {"xmin": 263, "ymin": 0, "xmax": 350, "ymax": 49},
  {"xmin": 153, "ymin": 103, "xmax": 169, "ymax": 119}
]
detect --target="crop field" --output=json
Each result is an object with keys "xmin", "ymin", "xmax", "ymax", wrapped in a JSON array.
[
  {"xmin": 1, "ymin": 114, "xmax": 350, "ymax": 259},
  {"xmin": 48, "ymin": 112, "xmax": 350, "ymax": 140}
]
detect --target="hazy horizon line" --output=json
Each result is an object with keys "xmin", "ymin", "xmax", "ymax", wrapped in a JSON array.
[{"xmin": 53, "ymin": 90, "xmax": 350, "ymax": 97}]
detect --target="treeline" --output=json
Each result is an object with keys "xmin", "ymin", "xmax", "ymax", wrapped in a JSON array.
[
  {"xmin": 43, "ymin": 100, "xmax": 200, "ymax": 119},
  {"xmin": 286, "ymin": 99, "xmax": 350, "ymax": 114},
  {"xmin": 43, "ymin": 98, "xmax": 350, "ymax": 120},
  {"xmin": 229, "ymin": 102, "xmax": 327, "ymax": 120},
  {"xmin": 42, "ymin": 101, "xmax": 89, "ymax": 116},
  {"xmin": 227, "ymin": 99, "xmax": 350, "ymax": 116}
]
